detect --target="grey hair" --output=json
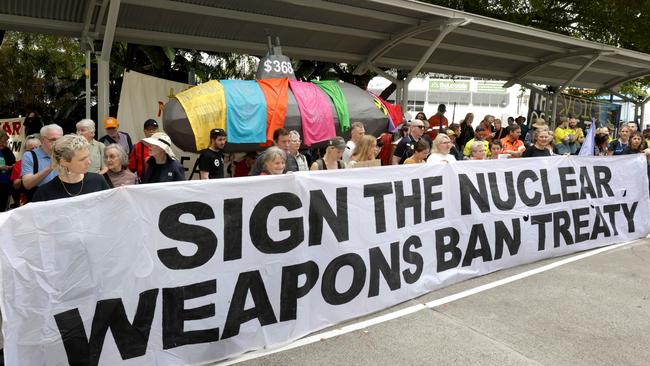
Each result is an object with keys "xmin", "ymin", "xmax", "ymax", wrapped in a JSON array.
[
  {"xmin": 40, "ymin": 124, "xmax": 63, "ymax": 138},
  {"xmin": 470, "ymin": 141, "xmax": 485, "ymax": 154},
  {"xmin": 25, "ymin": 137, "xmax": 41, "ymax": 150},
  {"xmin": 104, "ymin": 143, "xmax": 129, "ymax": 167},
  {"xmin": 262, "ymin": 146, "xmax": 286, "ymax": 165},
  {"xmin": 51, "ymin": 134, "xmax": 89, "ymax": 174},
  {"xmin": 76, "ymin": 119, "xmax": 96, "ymax": 134},
  {"xmin": 288, "ymin": 130, "xmax": 301, "ymax": 140}
]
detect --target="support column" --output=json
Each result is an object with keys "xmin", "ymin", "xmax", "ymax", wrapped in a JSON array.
[
  {"xmin": 641, "ymin": 102, "xmax": 645, "ymax": 127},
  {"xmin": 85, "ymin": 50, "xmax": 92, "ymax": 119},
  {"xmin": 96, "ymin": 54, "xmax": 109, "ymax": 124},
  {"xmin": 97, "ymin": 0, "xmax": 121, "ymax": 132},
  {"xmin": 642, "ymin": 97, "xmax": 650, "ymax": 128},
  {"xmin": 551, "ymin": 93, "xmax": 558, "ymax": 128},
  {"xmin": 400, "ymin": 79, "xmax": 409, "ymax": 117}
]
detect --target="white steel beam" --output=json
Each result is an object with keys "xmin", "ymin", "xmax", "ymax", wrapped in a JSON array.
[
  {"xmin": 368, "ymin": 65, "xmax": 398, "ymax": 84},
  {"xmin": 0, "ymin": 14, "xmax": 81, "ymax": 35},
  {"xmin": 353, "ymin": 18, "xmax": 466, "ymax": 75},
  {"xmin": 407, "ymin": 20, "xmax": 466, "ymax": 80},
  {"xmin": 97, "ymin": 0, "xmax": 121, "ymax": 126},
  {"xmin": 100, "ymin": 0, "xmax": 120, "ymax": 62},
  {"xmin": 503, "ymin": 50, "xmax": 609, "ymax": 88},
  {"xmin": 557, "ymin": 52, "xmax": 612, "ymax": 93},
  {"xmin": 596, "ymin": 69, "xmax": 650, "ymax": 95}
]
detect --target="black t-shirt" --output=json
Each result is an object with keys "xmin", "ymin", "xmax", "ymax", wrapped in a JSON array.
[
  {"xmin": 621, "ymin": 147, "xmax": 642, "ymax": 155},
  {"xmin": 197, "ymin": 148, "xmax": 224, "ymax": 179},
  {"xmin": 142, "ymin": 157, "xmax": 185, "ymax": 184},
  {"xmin": 608, "ymin": 140, "xmax": 627, "ymax": 155},
  {"xmin": 393, "ymin": 135, "xmax": 416, "ymax": 164},
  {"xmin": 522, "ymin": 146, "xmax": 552, "ymax": 158},
  {"xmin": 32, "ymin": 173, "xmax": 110, "ymax": 202}
]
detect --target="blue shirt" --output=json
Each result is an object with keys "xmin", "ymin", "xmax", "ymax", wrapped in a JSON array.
[{"xmin": 21, "ymin": 147, "xmax": 58, "ymax": 187}]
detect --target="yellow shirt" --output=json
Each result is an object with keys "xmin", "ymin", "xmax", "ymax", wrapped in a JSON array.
[
  {"xmin": 463, "ymin": 138, "xmax": 490, "ymax": 157},
  {"xmin": 404, "ymin": 156, "xmax": 424, "ymax": 164},
  {"xmin": 566, "ymin": 127, "xmax": 584, "ymax": 141},
  {"xmin": 553, "ymin": 127, "xmax": 570, "ymax": 145}
]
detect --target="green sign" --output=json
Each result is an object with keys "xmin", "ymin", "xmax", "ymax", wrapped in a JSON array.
[
  {"xmin": 429, "ymin": 80, "xmax": 469, "ymax": 92},
  {"xmin": 477, "ymin": 82, "xmax": 506, "ymax": 92}
]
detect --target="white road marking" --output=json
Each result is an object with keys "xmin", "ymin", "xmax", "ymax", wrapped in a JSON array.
[{"xmin": 217, "ymin": 240, "xmax": 635, "ymax": 365}]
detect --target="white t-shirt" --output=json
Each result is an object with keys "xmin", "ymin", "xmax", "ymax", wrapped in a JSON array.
[
  {"xmin": 426, "ymin": 153, "xmax": 457, "ymax": 164},
  {"xmin": 342, "ymin": 140, "xmax": 356, "ymax": 164}
]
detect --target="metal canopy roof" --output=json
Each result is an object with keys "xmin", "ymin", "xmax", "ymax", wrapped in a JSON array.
[{"xmin": 2, "ymin": 0, "xmax": 650, "ymax": 93}]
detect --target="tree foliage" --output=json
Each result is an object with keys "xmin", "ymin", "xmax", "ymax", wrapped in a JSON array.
[
  {"xmin": 0, "ymin": 32, "xmax": 85, "ymax": 121},
  {"xmin": 423, "ymin": 0, "xmax": 650, "ymax": 97}
]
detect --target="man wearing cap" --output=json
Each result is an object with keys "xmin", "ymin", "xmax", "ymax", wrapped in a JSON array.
[
  {"xmin": 100, "ymin": 117, "xmax": 133, "ymax": 156},
  {"xmin": 129, "ymin": 119, "xmax": 159, "ymax": 179},
  {"xmin": 250, "ymin": 128, "xmax": 298, "ymax": 175},
  {"xmin": 197, "ymin": 128, "xmax": 227, "ymax": 179},
  {"xmin": 311, "ymin": 137, "xmax": 346, "ymax": 170}
]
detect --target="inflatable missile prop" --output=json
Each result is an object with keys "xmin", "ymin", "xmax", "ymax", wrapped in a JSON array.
[{"xmin": 163, "ymin": 38, "xmax": 402, "ymax": 153}]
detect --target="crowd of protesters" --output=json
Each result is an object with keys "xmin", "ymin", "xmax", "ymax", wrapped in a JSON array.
[{"xmin": 1, "ymin": 105, "xmax": 649, "ymax": 206}]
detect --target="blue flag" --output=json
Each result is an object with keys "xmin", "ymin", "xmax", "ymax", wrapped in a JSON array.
[
  {"xmin": 221, "ymin": 80, "xmax": 267, "ymax": 144},
  {"xmin": 578, "ymin": 119, "xmax": 596, "ymax": 156}
]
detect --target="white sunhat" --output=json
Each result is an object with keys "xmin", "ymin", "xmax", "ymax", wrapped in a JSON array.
[{"xmin": 142, "ymin": 132, "xmax": 177, "ymax": 160}]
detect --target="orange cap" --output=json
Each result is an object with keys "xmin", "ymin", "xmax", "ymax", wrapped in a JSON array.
[{"xmin": 104, "ymin": 117, "xmax": 119, "ymax": 129}]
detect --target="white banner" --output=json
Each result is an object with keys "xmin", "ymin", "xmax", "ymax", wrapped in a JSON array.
[
  {"xmin": 1, "ymin": 117, "xmax": 26, "ymax": 159},
  {"xmin": 0, "ymin": 156, "xmax": 648, "ymax": 365},
  {"xmin": 116, "ymin": 71, "xmax": 198, "ymax": 178}
]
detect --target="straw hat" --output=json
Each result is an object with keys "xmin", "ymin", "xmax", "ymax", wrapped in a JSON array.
[
  {"xmin": 142, "ymin": 132, "xmax": 177, "ymax": 160},
  {"xmin": 531, "ymin": 118, "xmax": 548, "ymax": 129}
]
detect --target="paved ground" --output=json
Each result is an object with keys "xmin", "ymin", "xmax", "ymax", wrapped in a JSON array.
[{"xmin": 222, "ymin": 237, "xmax": 650, "ymax": 366}]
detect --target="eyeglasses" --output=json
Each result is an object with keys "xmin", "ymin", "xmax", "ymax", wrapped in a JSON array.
[
  {"xmin": 46, "ymin": 137, "xmax": 59, "ymax": 142},
  {"xmin": 413, "ymin": 125, "xmax": 425, "ymax": 129}
]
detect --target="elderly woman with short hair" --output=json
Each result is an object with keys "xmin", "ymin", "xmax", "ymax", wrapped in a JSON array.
[
  {"xmin": 76, "ymin": 119, "xmax": 107, "ymax": 174},
  {"xmin": 103, "ymin": 144, "xmax": 138, "ymax": 187},
  {"xmin": 141, "ymin": 132, "xmax": 185, "ymax": 183},
  {"xmin": 469, "ymin": 141, "xmax": 487, "ymax": 160},
  {"xmin": 260, "ymin": 147, "xmax": 286, "ymax": 175},
  {"xmin": 31, "ymin": 134, "xmax": 110, "ymax": 202}
]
